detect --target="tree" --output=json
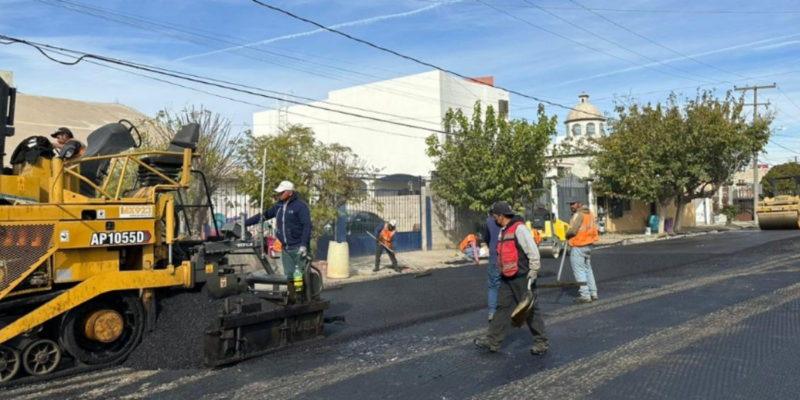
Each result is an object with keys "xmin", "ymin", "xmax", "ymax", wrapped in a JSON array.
[
  {"xmin": 591, "ymin": 91, "xmax": 771, "ymax": 232},
  {"xmin": 426, "ymin": 102, "xmax": 557, "ymax": 213},
  {"xmin": 139, "ymin": 106, "xmax": 242, "ymax": 236},
  {"xmin": 237, "ymin": 124, "xmax": 377, "ymax": 246},
  {"xmin": 761, "ymin": 162, "xmax": 800, "ymax": 197}
]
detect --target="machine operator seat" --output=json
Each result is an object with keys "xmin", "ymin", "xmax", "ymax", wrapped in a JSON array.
[
  {"xmin": 79, "ymin": 123, "xmax": 138, "ymax": 197},
  {"xmin": 136, "ymin": 123, "xmax": 199, "ymax": 187}
]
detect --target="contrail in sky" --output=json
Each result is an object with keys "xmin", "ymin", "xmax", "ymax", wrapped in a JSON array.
[
  {"xmin": 176, "ymin": 1, "xmax": 461, "ymax": 62},
  {"xmin": 555, "ymin": 32, "xmax": 800, "ymax": 87}
]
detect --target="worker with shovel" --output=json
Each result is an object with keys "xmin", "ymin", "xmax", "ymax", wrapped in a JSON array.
[
  {"xmin": 566, "ymin": 198, "xmax": 599, "ymax": 304},
  {"xmin": 374, "ymin": 219, "xmax": 401, "ymax": 272},
  {"xmin": 474, "ymin": 202, "xmax": 548, "ymax": 356}
]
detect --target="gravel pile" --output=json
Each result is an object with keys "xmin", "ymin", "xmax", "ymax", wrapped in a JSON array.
[{"xmin": 125, "ymin": 288, "xmax": 221, "ymax": 370}]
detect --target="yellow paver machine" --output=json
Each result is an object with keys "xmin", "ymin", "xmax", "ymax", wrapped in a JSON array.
[
  {"xmin": 756, "ymin": 176, "xmax": 800, "ymax": 230},
  {"xmin": 0, "ymin": 77, "xmax": 328, "ymax": 384}
]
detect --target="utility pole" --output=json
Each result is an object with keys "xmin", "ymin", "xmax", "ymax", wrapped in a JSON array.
[{"xmin": 734, "ymin": 83, "xmax": 776, "ymax": 225}]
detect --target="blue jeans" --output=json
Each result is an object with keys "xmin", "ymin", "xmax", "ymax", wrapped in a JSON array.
[
  {"xmin": 570, "ymin": 245, "xmax": 597, "ymax": 298},
  {"xmin": 487, "ymin": 261, "xmax": 500, "ymax": 317},
  {"xmin": 281, "ymin": 248, "xmax": 304, "ymax": 277}
]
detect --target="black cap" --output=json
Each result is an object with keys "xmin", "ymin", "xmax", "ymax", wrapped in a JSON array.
[
  {"xmin": 566, "ymin": 197, "xmax": 581, "ymax": 204},
  {"xmin": 50, "ymin": 127, "xmax": 73, "ymax": 139},
  {"xmin": 491, "ymin": 201, "xmax": 515, "ymax": 216}
]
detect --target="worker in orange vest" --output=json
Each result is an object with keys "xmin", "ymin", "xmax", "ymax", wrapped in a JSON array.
[
  {"xmin": 459, "ymin": 233, "xmax": 480, "ymax": 263},
  {"xmin": 566, "ymin": 198, "xmax": 600, "ymax": 304},
  {"xmin": 374, "ymin": 219, "xmax": 400, "ymax": 272}
]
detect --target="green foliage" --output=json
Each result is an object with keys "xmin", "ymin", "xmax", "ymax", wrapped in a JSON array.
[
  {"xmin": 426, "ymin": 102, "xmax": 557, "ymax": 212},
  {"xmin": 138, "ymin": 106, "xmax": 242, "ymax": 236},
  {"xmin": 237, "ymin": 124, "xmax": 378, "ymax": 243},
  {"xmin": 720, "ymin": 204, "xmax": 739, "ymax": 225},
  {"xmin": 761, "ymin": 162, "xmax": 800, "ymax": 197},
  {"xmin": 591, "ymin": 90, "xmax": 772, "ymax": 231}
]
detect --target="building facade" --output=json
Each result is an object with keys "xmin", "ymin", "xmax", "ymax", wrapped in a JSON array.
[{"xmin": 252, "ymin": 70, "xmax": 510, "ymax": 177}]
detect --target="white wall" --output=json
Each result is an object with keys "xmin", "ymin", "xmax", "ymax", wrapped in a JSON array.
[{"xmin": 253, "ymin": 70, "xmax": 509, "ymax": 177}]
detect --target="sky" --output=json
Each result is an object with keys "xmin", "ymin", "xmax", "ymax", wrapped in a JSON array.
[{"xmin": 2, "ymin": 0, "xmax": 800, "ymax": 165}]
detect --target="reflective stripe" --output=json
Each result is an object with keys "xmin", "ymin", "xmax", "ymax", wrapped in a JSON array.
[{"xmin": 569, "ymin": 212, "xmax": 599, "ymax": 247}]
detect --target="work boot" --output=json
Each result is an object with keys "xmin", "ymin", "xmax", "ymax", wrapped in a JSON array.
[
  {"xmin": 574, "ymin": 296, "xmax": 592, "ymax": 304},
  {"xmin": 530, "ymin": 340, "xmax": 549, "ymax": 355},
  {"xmin": 392, "ymin": 265, "xmax": 402, "ymax": 273},
  {"xmin": 373, "ymin": 266, "xmax": 380, "ymax": 272},
  {"xmin": 473, "ymin": 337, "xmax": 499, "ymax": 353}
]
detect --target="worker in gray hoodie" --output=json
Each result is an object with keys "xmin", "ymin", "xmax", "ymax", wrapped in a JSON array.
[{"xmin": 474, "ymin": 201, "xmax": 548, "ymax": 356}]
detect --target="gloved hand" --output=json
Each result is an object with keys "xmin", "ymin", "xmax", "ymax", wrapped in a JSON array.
[
  {"xmin": 298, "ymin": 246, "xmax": 308, "ymax": 259},
  {"xmin": 528, "ymin": 270, "xmax": 537, "ymax": 281}
]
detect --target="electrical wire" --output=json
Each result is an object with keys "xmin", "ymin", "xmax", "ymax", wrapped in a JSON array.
[
  {"xmin": 0, "ymin": 34, "xmax": 451, "ymax": 135},
  {"xmin": 35, "ymin": 0, "xmax": 495, "ymax": 116},
  {"xmin": 248, "ymin": 0, "xmax": 605, "ymax": 119},
  {"xmin": 39, "ymin": 45, "xmax": 437, "ymax": 142},
  {"xmin": 512, "ymin": 0, "xmax": 729, "ymax": 85},
  {"xmin": 769, "ymin": 139, "xmax": 800, "ymax": 156},
  {"xmin": 566, "ymin": 0, "xmax": 752, "ymax": 82}
]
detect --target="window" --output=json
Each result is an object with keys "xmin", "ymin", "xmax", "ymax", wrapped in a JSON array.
[
  {"xmin": 498, "ymin": 99, "xmax": 509, "ymax": 116},
  {"xmin": 586, "ymin": 123, "xmax": 595, "ymax": 136},
  {"xmin": 571, "ymin": 124, "xmax": 581, "ymax": 136},
  {"xmin": 599, "ymin": 123, "xmax": 605, "ymax": 135}
]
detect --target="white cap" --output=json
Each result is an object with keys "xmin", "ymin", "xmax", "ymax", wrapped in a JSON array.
[
  {"xmin": 274, "ymin": 180, "xmax": 295, "ymax": 193},
  {"xmin": 389, "ymin": 219, "xmax": 397, "ymax": 227}
]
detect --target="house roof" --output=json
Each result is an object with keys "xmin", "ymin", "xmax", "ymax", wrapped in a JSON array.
[{"xmin": 6, "ymin": 92, "xmax": 150, "ymax": 153}]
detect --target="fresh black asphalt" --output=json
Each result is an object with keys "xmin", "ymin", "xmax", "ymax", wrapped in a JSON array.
[{"xmin": 6, "ymin": 228, "xmax": 800, "ymax": 400}]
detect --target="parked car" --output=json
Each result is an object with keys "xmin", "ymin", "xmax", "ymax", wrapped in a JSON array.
[{"xmin": 323, "ymin": 210, "xmax": 385, "ymax": 236}]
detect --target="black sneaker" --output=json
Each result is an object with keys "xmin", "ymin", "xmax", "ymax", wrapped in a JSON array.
[
  {"xmin": 473, "ymin": 337, "xmax": 499, "ymax": 352},
  {"xmin": 530, "ymin": 341, "xmax": 549, "ymax": 355}
]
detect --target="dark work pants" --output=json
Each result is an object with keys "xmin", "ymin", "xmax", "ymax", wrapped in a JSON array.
[
  {"xmin": 375, "ymin": 244, "xmax": 398, "ymax": 268},
  {"xmin": 487, "ymin": 275, "xmax": 547, "ymax": 346}
]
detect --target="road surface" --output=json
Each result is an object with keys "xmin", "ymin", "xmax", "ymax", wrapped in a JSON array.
[{"xmin": 4, "ymin": 229, "xmax": 800, "ymax": 400}]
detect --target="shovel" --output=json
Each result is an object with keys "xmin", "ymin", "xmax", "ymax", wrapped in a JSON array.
[
  {"xmin": 365, "ymin": 231, "xmax": 432, "ymax": 278},
  {"xmin": 511, "ymin": 277, "xmax": 534, "ymax": 327}
]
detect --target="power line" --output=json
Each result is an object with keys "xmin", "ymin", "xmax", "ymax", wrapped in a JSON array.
[
  {"xmin": 769, "ymin": 139, "xmax": 800, "ymax": 156},
  {"xmin": 0, "ymin": 34, "xmax": 451, "ymax": 136},
  {"xmin": 510, "ymin": 0, "xmax": 727, "ymax": 85},
  {"xmin": 471, "ymin": 4, "xmax": 800, "ymax": 15},
  {"xmin": 566, "ymin": 0, "xmax": 752, "ymax": 82},
  {"xmin": 248, "ymin": 0, "xmax": 605, "ymax": 119},
  {"xmin": 36, "ymin": 44, "xmax": 437, "ymax": 142},
  {"xmin": 34, "ymin": 0, "xmax": 488, "ymax": 118}
]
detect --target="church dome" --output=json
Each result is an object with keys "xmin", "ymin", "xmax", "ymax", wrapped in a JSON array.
[{"xmin": 566, "ymin": 92, "xmax": 603, "ymax": 122}]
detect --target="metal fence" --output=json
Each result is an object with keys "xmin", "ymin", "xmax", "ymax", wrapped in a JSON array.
[
  {"xmin": 316, "ymin": 176, "xmax": 425, "ymax": 258},
  {"xmin": 556, "ymin": 173, "xmax": 588, "ymax": 221}
]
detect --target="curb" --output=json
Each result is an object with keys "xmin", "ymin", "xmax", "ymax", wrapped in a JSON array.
[{"xmin": 595, "ymin": 225, "xmax": 749, "ymax": 249}]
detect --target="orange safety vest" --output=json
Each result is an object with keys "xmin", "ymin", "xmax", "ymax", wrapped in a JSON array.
[
  {"xmin": 533, "ymin": 229, "xmax": 542, "ymax": 245},
  {"xmin": 568, "ymin": 211, "xmax": 599, "ymax": 247},
  {"xmin": 459, "ymin": 234, "xmax": 477, "ymax": 252},
  {"xmin": 379, "ymin": 225, "xmax": 396, "ymax": 248},
  {"xmin": 496, "ymin": 221, "xmax": 524, "ymax": 278}
]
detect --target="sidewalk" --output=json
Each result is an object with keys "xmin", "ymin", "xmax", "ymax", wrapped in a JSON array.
[{"xmin": 321, "ymin": 222, "xmax": 755, "ymax": 288}]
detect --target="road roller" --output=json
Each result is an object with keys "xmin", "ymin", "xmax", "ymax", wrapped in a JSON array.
[
  {"xmin": 527, "ymin": 207, "xmax": 569, "ymax": 258},
  {"xmin": 756, "ymin": 176, "xmax": 800, "ymax": 230},
  {"xmin": 0, "ymin": 76, "xmax": 329, "ymax": 384}
]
